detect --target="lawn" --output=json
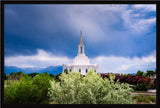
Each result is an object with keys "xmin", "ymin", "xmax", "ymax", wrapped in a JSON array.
[{"xmin": 134, "ymin": 94, "xmax": 156, "ymax": 104}]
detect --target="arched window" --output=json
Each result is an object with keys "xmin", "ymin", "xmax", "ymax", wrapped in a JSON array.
[
  {"xmin": 79, "ymin": 69, "xmax": 81, "ymax": 72},
  {"xmin": 86, "ymin": 69, "xmax": 88, "ymax": 73},
  {"xmin": 94, "ymin": 69, "xmax": 96, "ymax": 72},
  {"xmin": 81, "ymin": 46, "xmax": 83, "ymax": 53},
  {"xmin": 70, "ymin": 69, "xmax": 72, "ymax": 72}
]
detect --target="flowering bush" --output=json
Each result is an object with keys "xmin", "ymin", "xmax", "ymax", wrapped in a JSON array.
[
  {"xmin": 48, "ymin": 69, "xmax": 136, "ymax": 104},
  {"xmin": 101, "ymin": 74, "xmax": 151, "ymax": 86}
]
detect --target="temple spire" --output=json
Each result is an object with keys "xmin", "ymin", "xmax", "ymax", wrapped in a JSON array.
[
  {"xmin": 80, "ymin": 30, "xmax": 82, "ymax": 41},
  {"xmin": 79, "ymin": 30, "xmax": 84, "ymax": 45},
  {"xmin": 78, "ymin": 30, "xmax": 84, "ymax": 55}
]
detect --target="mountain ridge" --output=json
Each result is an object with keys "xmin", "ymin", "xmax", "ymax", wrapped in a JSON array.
[{"xmin": 4, "ymin": 65, "xmax": 63, "ymax": 75}]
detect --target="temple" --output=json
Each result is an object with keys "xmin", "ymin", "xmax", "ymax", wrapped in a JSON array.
[{"xmin": 62, "ymin": 30, "xmax": 98, "ymax": 75}]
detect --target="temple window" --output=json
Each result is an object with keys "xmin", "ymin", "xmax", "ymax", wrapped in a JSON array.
[
  {"xmin": 86, "ymin": 69, "xmax": 88, "ymax": 73},
  {"xmin": 81, "ymin": 46, "xmax": 82, "ymax": 53},
  {"xmin": 79, "ymin": 69, "xmax": 81, "ymax": 72}
]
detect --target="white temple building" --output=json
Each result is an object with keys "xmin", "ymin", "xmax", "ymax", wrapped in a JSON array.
[{"xmin": 62, "ymin": 31, "xmax": 98, "ymax": 76}]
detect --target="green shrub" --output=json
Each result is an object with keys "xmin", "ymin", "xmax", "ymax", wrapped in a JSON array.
[
  {"xmin": 9, "ymin": 71, "xmax": 25, "ymax": 80},
  {"xmin": 138, "ymin": 96, "xmax": 144, "ymax": 102},
  {"xmin": 4, "ymin": 73, "xmax": 9, "ymax": 80},
  {"xmin": 135, "ymin": 82, "xmax": 148, "ymax": 91},
  {"xmin": 136, "ymin": 70, "xmax": 145, "ymax": 76},
  {"xmin": 149, "ymin": 96, "xmax": 156, "ymax": 102},
  {"xmin": 49, "ymin": 73, "xmax": 55, "ymax": 78},
  {"xmin": 144, "ymin": 98, "xmax": 150, "ymax": 103},
  {"xmin": 134, "ymin": 95, "xmax": 156, "ymax": 103},
  {"xmin": 4, "ymin": 73, "xmax": 53, "ymax": 104},
  {"xmin": 64, "ymin": 69, "xmax": 68, "ymax": 74},
  {"xmin": 54, "ymin": 73, "xmax": 61, "ymax": 82},
  {"xmin": 27, "ymin": 73, "xmax": 39, "ymax": 78},
  {"xmin": 48, "ymin": 69, "xmax": 137, "ymax": 104}
]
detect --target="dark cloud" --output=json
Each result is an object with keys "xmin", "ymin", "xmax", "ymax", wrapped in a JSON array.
[{"xmin": 4, "ymin": 4, "xmax": 156, "ymax": 59}]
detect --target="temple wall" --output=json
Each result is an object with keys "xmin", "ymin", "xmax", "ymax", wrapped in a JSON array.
[{"xmin": 62, "ymin": 64, "xmax": 98, "ymax": 76}]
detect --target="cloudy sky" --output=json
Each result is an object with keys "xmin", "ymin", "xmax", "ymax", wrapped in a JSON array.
[{"xmin": 4, "ymin": 4, "xmax": 156, "ymax": 73}]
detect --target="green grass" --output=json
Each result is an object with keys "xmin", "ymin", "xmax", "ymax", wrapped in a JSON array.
[{"xmin": 133, "ymin": 94, "xmax": 156, "ymax": 103}]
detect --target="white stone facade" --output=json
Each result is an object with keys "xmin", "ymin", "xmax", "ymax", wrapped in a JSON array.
[{"xmin": 62, "ymin": 31, "xmax": 98, "ymax": 76}]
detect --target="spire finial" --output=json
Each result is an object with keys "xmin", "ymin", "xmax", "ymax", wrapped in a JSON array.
[{"xmin": 80, "ymin": 30, "xmax": 82, "ymax": 42}]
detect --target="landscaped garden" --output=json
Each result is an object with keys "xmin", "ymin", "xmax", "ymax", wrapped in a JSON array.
[{"xmin": 4, "ymin": 69, "xmax": 156, "ymax": 104}]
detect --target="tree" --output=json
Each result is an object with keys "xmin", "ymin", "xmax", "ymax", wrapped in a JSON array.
[
  {"xmin": 15, "ymin": 71, "xmax": 25, "ymax": 80},
  {"xmin": 4, "ymin": 73, "xmax": 9, "ymax": 80},
  {"xmin": 9, "ymin": 72, "xmax": 16, "ymax": 80},
  {"xmin": 54, "ymin": 73, "xmax": 61, "ymax": 82},
  {"xmin": 64, "ymin": 69, "xmax": 68, "ymax": 74},
  {"xmin": 9, "ymin": 71, "xmax": 25, "ymax": 80},
  {"xmin": 136, "ymin": 70, "xmax": 145, "ymax": 76},
  {"xmin": 43, "ymin": 72, "xmax": 49, "ymax": 75},
  {"xmin": 146, "ymin": 70, "xmax": 155, "ymax": 77},
  {"xmin": 16, "ymin": 71, "xmax": 24, "ymax": 76},
  {"xmin": 128, "ymin": 74, "xmax": 134, "ymax": 76},
  {"xmin": 28, "ymin": 73, "xmax": 39, "ymax": 78},
  {"xmin": 49, "ymin": 73, "xmax": 55, "ymax": 77}
]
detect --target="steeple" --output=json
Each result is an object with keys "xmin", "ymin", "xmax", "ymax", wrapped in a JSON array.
[
  {"xmin": 78, "ymin": 30, "xmax": 84, "ymax": 55},
  {"xmin": 79, "ymin": 30, "xmax": 84, "ymax": 45}
]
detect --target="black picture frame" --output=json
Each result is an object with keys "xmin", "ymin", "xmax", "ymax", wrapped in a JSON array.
[{"xmin": 1, "ymin": 0, "xmax": 159, "ymax": 108}]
